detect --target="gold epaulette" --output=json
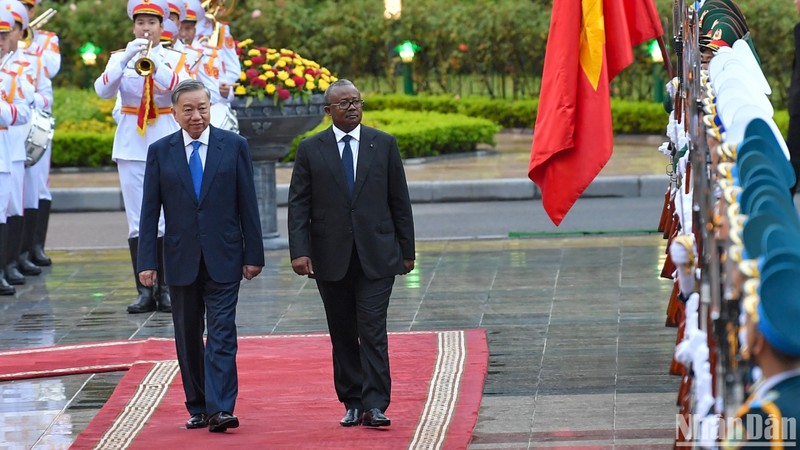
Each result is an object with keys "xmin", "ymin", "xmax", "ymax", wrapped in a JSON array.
[{"xmin": 38, "ymin": 30, "xmax": 56, "ymax": 36}]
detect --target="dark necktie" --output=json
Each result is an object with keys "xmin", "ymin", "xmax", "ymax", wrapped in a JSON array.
[
  {"xmin": 341, "ymin": 135, "xmax": 355, "ymax": 195},
  {"xmin": 189, "ymin": 140, "xmax": 203, "ymax": 200}
]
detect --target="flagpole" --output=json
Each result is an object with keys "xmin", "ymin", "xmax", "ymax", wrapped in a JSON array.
[{"xmin": 657, "ymin": 35, "xmax": 674, "ymax": 79}]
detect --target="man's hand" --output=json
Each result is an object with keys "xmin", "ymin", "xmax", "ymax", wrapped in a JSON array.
[
  {"xmin": 219, "ymin": 82, "xmax": 231, "ymax": 97},
  {"xmin": 139, "ymin": 270, "xmax": 157, "ymax": 287},
  {"xmin": 243, "ymin": 265, "xmax": 262, "ymax": 280},
  {"xmin": 291, "ymin": 256, "xmax": 314, "ymax": 276},
  {"xmin": 401, "ymin": 259, "xmax": 415, "ymax": 275}
]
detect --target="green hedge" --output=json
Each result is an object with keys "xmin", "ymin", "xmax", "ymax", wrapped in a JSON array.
[
  {"xmin": 47, "ymin": 88, "xmax": 790, "ymax": 167},
  {"xmin": 285, "ymin": 110, "xmax": 500, "ymax": 161},
  {"xmin": 52, "ymin": 132, "xmax": 114, "ymax": 167},
  {"xmin": 364, "ymin": 94, "xmax": 670, "ymax": 133}
]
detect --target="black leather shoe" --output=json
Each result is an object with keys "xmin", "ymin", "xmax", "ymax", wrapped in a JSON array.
[
  {"xmin": 208, "ymin": 412, "xmax": 239, "ymax": 432},
  {"xmin": 340, "ymin": 408, "xmax": 362, "ymax": 427},
  {"xmin": 4, "ymin": 263, "xmax": 25, "ymax": 285},
  {"xmin": 186, "ymin": 413, "xmax": 208, "ymax": 429},
  {"xmin": 362, "ymin": 408, "xmax": 391, "ymax": 427},
  {"xmin": 16, "ymin": 253, "xmax": 41, "ymax": 276},
  {"xmin": 0, "ymin": 270, "xmax": 14, "ymax": 296}
]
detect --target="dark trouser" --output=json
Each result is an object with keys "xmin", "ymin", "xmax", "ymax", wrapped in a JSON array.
[
  {"xmin": 316, "ymin": 247, "xmax": 394, "ymax": 412},
  {"xmin": 170, "ymin": 256, "xmax": 240, "ymax": 416}
]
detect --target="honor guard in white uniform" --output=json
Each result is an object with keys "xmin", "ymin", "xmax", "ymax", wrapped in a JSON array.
[
  {"xmin": 0, "ymin": 0, "xmax": 46, "ymax": 285},
  {"xmin": 192, "ymin": 1, "xmax": 239, "ymax": 86},
  {"xmin": 0, "ymin": 7, "xmax": 31, "ymax": 294},
  {"xmin": 19, "ymin": 0, "xmax": 60, "ymax": 268},
  {"xmin": 94, "ymin": 0, "xmax": 189, "ymax": 314},
  {"xmin": 183, "ymin": 0, "xmax": 234, "ymax": 131}
]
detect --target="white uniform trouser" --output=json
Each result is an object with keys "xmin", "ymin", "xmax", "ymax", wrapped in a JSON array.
[
  {"xmin": 8, "ymin": 161, "xmax": 24, "ymax": 217},
  {"xmin": 117, "ymin": 159, "xmax": 165, "ymax": 239},
  {"xmin": 0, "ymin": 172, "xmax": 10, "ymax": 224},
  {"xmin": 23, "ymin": 146, "xmax": 52, "ymax": 208}
]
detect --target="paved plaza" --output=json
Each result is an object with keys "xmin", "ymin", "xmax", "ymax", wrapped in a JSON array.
[
  {"xmin": 0, "ymin": 133, "xmax": 683, "ymax": 449},
  {"xmin": 1, "ymin": 236, "xmax": 679, "ymax": 449}
]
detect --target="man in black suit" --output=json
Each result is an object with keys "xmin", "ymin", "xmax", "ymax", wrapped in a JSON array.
[
  {"xmin": 288, "ymin": 79, "xmax": 415, "ymax": 428},
  {"xmin": 138, "ymin": 79, "xmax": 264, "ymax": 432}
]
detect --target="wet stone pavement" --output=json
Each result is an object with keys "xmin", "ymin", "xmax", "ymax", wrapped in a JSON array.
[{"xmin": 1, "ymin": 236, "xmax": 680, "ymax": 449}]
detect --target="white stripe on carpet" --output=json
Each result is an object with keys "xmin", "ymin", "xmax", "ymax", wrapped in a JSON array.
[
  {"xmin": 409, "ymin": 330, "xmax": 467, "ymax": 450},
  {"xmin": 94, "ymin": 360, "xmax": 179, "ymax": 450}
]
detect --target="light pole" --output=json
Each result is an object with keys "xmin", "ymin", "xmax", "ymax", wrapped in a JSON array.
[
  {"xmin": 647, "ymin": 39, "xmax": 664, "ymax": 104},
  {"xmin": 79, "ymin": 42, "xmax": 100, "ymax": 89},
  {"xmin": 395, "ymin": 40, "xmax": 419, "ymax": 95}
]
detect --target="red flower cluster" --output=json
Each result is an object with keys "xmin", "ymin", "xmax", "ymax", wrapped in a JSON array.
[{"xmin": 234, "ymin": 39, "xmax": 337, "ymax": 106}]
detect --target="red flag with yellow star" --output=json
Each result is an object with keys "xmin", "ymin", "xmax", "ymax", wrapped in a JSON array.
[{"xmin": 528, "ymin": 0, "xmax": 662, "ymax": 226}]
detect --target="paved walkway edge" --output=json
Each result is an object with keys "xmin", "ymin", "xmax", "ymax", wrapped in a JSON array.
[{"xmin": 49, "ymin": 175, "xmax": 668, "ymax": 212}]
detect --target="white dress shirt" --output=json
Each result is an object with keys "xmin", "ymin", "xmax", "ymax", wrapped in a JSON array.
[
  {"xmin": 332, "ymin": 124, "xmax": 361, "ymax": 183},
  {"xmin": 182, "ymin": 126, "xmax": 210, "ymax": 169}
]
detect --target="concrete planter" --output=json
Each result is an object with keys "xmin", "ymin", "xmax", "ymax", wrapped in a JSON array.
[
  {"xmin": 231, "ymin": 94, "xmax": 325, "ymax": 161},
  {"xmin": 230, "ymin": 94, "xmax": 325, "ymax": 249}
]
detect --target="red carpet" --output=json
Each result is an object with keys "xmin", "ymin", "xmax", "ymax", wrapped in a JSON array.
[{"xmin": 0, "ymin": 330, "xmax": 487, "ymax": 449}]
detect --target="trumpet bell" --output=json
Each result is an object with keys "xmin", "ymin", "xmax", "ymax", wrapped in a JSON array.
[{"xmin": 135, "ymin": 56, "xmax": 155, "ymax": 77}]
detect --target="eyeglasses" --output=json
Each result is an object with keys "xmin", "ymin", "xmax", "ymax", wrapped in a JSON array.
[{"xmin": 327, "ymin": 100, "xmax": 365, "ymax": 111}]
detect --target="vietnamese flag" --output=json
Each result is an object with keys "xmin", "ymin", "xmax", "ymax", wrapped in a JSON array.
[{"xmin": 528, "ymin": 0, "xmax": 663, "ymax": 226}]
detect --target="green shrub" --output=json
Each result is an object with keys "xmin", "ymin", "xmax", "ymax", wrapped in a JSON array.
[
  {"xmin": 365, "ymin": 94, "xmax": 668, "ymax": 132},
  {"xmin": 53, "ymin": 88, "xmax": 116, "ymax": 133},
  {"xmin": 774, "ymin": 110, "xmax": 789, "ymax": 138},
  {"xmin": 52, "ymin": 132, "xmax": 114, "ymax": 167},
  {"xmin": 364, "ymin": 94, "xmax": 539, "ymax": 128},
  {"xmin": 284, "ymin": 110, "xmax": 500, "ymax": 162},
  {"xmin": 610, "ymin": 100, "xmax": 670, "ymax": 135}
]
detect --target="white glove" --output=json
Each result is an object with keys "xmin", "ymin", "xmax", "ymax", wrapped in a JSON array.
[
  {"xmin": 694, "ymin": 362, "xmax": 715, "ymax": 416},
  {"xmin": 676, "ymin": 151, "xmax": 689, "ymax": 178},
  {"xmin": 670, "ymin": 235, "xmax": 697, "ymax": 295},
  {"xmin": 666, "ymin": 77, "xmax": 679, "ymax": 99},
  {"xmin": 123, "ymin": 38, "xmax": 150, "ymax": 64},
  {"xmin": 666, "ymin": 111, "xmax": 678, "ymax": 143},
  {"xmin": 658, "ymin": 141, "xmax": 672, "ymax": 157}
]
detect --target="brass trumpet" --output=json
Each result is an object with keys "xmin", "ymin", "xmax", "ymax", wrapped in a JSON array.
[
  {"xmin": 134, "ymin": 34, "xmax": 155, "ymax": 77},
  {"xmin": 198, "ymin": 0, "xmax": 235, "ymax": 48},
  {"xmin": 20, "ymin": 8, "xmax": 57, "ymax": 50}
]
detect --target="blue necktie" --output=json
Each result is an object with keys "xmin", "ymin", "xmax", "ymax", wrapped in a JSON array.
[
  {"xmin": 189, "ymin": 140, "xmax": 203, "ymax": 201},
  {"xmin": 341, "ymin": 135, "xmax": 355, "ymax": 195}
]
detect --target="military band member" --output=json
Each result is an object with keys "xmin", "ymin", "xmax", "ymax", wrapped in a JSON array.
[
  {"xmin": 0, "ymin": 7, "xmax": 31, "ymax": 294},
  {"xmin": 0, "ymin": 0, "xmax": 44, "ymax": 285},
  {"xmin": 19, "ymin": 0, "xmax": 59, "ymax": 267},
  {"xmin": 192, "ymin": 1, "xmax": 239, "ymax": 88},
  {"xmin": 94, "ymin": 0, "xmax": 188, "ymax": 314},
  {"xmin": 182, "ymin": 0, "xmax": 227, "ymax": 126},
  {"xmin": 167, "ymin": 1, "xmax": 183, "ymax": 33},
  {"xmin": 19, "ymin": 0, "xmax": 58, "ymax": 78}
]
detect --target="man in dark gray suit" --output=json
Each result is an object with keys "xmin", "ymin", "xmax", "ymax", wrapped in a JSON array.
[
  {"xmin": 138, "ymin": 79, "xmax": 264, "ymax": 433},
  {"xmin": 288, "ymin": 79, "xmax": 415, "ymax": 428}
]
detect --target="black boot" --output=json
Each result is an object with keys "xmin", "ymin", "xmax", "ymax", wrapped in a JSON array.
[
  {"xmin": 16, "ymin": 209, "xmax": 42, "ymax": 276},
  {"xmin": 4, "ymin": 216, "xmax": 26, "ymax": 285},
  {"xmin": 0, "ymin": 224, "xmax": 16, "ymax": 295},
  {"xmin": 31, "ymin": 199, "xmax": 52, "ymax": 266},
  {"xmin": 126, "ymin": 237, "xmax": 156, "ymax": 314},
  {"xmin": 155, "ymin": 237, "xmax": 171, "ymax": 312}
]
